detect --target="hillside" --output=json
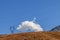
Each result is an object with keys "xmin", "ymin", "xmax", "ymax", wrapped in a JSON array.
[
  {"xmin": 0, "ymin": 32, "xmax": 60, "ymax": 40},
  {"xmin": 50, "ymin": 26, "xmax": 60, "ymax": 32}
]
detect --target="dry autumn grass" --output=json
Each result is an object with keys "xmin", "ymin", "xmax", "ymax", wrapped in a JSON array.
[{"xmin": 0, "ymin": 32, "xmax": 60, "ymax": 40}]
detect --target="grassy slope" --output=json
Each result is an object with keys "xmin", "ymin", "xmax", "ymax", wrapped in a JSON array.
[{"xmin": 0, "ymin": 32, "xmax": 60, "ymax": 40}]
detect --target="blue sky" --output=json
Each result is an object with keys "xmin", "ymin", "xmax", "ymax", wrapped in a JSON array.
[{"xmin": 0, "ymin": 0, "xmax": 60, "ymax": 34}]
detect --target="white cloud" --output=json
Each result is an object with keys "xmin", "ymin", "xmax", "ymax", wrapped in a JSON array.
[{"xmin": 17, "ymin": 18, "xmax": 43, "ymax": 32}]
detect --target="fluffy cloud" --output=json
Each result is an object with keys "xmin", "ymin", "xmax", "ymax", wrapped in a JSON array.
[{"xmin": 17, "ymin": 18, "xmax": 43, "ymax": 32}]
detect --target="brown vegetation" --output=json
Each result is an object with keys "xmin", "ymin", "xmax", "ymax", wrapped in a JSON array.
[{"xmin": 0, "ymin": 32, "xmax": 60, "ymax": 40}]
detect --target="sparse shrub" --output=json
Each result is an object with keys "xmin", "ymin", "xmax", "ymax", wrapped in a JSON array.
[{"xmin": 10, "ymin": 26, "xmax": 15, "ymax": 34}]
